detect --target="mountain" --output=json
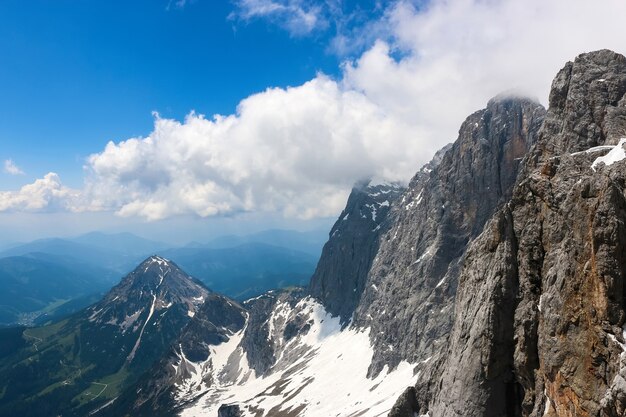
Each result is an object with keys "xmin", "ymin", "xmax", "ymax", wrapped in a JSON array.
[
  {"xmin": 0, "ymin": 255, "xmax": 117, "ymax": 326},
  {"xmin": 200, "ymin": 229, "xmax": 329, "ymax": 257},
  {"xmin": 0, "ymin": 232, "xmax": 318, "ymax": 325},
  {"xmin": 158, "ymin": 242, "xmax": 318, "ymax": 300},
  {"xmin": 393, "ymin": 49, "xmax": 626, "ymax": 417},
  {"xmin": 102, "ymin": 290, "xmax": 250, "ymax": 416},
  {"xmin": 354, "ymin": 94, "xmax": 546, "ymax": 376},
  {"xmin": 7, "ymin": 50, "xmax": 626, "ymax": 417},
  {"xmin": 0, "ymin": 233, "xmax": 171, "ymax": 326},
  {"xmin": 0, "ymin": 256, "xmax": 209, "ymax": 417},
  {"xmin": 70, "ymin": 232, "xmax": 169, "ymax": 258},
  {"xmin": 98, "ymin": 88, "xmax": 546, "ymax": 416},
  {"xmin": 309, "ymin": 181, "xmax": 405, "ymax": 323},
  {"xmin": 0, "ymin": 237, "xmax": 143, "ymax": 273}
]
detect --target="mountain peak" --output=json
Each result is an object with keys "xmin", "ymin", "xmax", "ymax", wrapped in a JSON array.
[
  {"xmin": 140, "ymin": 254, "xmax": 173, "ymax": 269},
  {"xmin": 89, "ymin": 257, "xmax": 208, "ymax": 330},
  {"xmin": 540, "ymin": 49, "xmax": 626, "ymax": 158}
]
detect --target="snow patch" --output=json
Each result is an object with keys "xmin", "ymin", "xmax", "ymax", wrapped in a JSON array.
[
  {"xmin": 365, "ymin": 203, "xmax": 378, "ymax": 221},
  {"xmin": 126, "ymin": 293, "xmax": 157, "ymax": 363},
  {"xmin": 591, "ymin": 139, "xmax": 626, "ymax": 171},
  {"xmin": 88, "ymin": 307, "xmax": 104, "ymax": 322},
  {"xmin": 405, "ymin": 191, "xmax": 423, "ymax": 210},
  {"xmin": 413, "ymin": 245, "xmax": 434, "ymax": 264}
]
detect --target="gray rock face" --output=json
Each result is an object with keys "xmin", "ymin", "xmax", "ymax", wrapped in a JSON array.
[
  {"xmin": 410, "ymin": 50, "xmax": 626, "ymax": 417},
  {"xmin": 355, "ymin": 95, "xmax": 546, "ymax": 376},
  {"xmin": 389, "ymin": 386, "xmax": 419, "ymax": 416},
  {"xmin": 240, "ymin": 288, "xmax": 306, "ymax": 376},
  {"xmin": 218, "ymin": 404, "xmax": 243, "ymax": 417},
  {"xmin": 308, "ymin": 181, "xmax": 404, "ymax": 324}
]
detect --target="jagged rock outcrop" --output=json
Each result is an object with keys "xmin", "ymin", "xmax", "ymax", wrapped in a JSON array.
[
  {"xmin": 406, "ymin": 50, "xmax": 626, "ymax": 417},
  {"xmin": 355, "ymin": 95, "xmax": 546, "ymax": 376},
  {"xmin": 239, "ymin": 288, "xmax": 306, "ymax": 375},
  {"xmin": 309, "ymin": 181, "xmax": 404, "ymax": 324},
  {"xmin": 218, "ymin": 404, "xmax": 243, "ymax": 417}
]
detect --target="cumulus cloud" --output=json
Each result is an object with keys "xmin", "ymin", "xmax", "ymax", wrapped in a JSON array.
[
  {"xmin": 3, "ymin": 159, "xmax": 25, "ymax": 176},
  {"xmin": 4, "ymin": 0, "xmax": 626, "ymax": 220},
  {"xmin": 82, "ymin": 76, "xmax": 422, "ymax": 220},
  {"xmin": 0, "ymin": 173, "xmax": 80, "ymax": 212}
]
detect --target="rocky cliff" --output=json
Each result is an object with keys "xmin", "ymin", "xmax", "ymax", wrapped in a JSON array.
[
  {"xmin": 309, "ymin": 181, "xmax": 404, "ymax": 324},
  {"xmin": 355, "ymin": 95, "xmax": 546, "ymax": 376},
  {"xmin": 394, "ymin": 50, "xmax": 626, "ymax": 417}
]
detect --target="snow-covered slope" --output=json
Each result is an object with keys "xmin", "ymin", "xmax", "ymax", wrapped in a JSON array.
[
  {"xmin": 179, "ymin": 297, "xmax": 416, "ymax": 417},
  {"xmin": 104, "ymin": 288, "xmax": 417, "ymax": 417}
]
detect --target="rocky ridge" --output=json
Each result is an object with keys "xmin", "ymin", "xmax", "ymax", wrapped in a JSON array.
[{"xmin": 392, "ymin": 49, "xmax": 626, "ymax": 417}]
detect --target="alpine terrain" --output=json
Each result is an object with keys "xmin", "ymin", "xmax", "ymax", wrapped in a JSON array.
[
  {"xmin": 98, "ymin": 62, "xmax": 548, "ymax": 415},
  {"xmin": 3, "ymin": 49, "xmax": 626, "ymax": 417},
  {"xmin": 0, "ymin": 256, "xmax": 209, "ymax": 417}
]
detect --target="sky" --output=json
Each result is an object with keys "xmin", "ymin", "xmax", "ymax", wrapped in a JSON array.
[{"xmin": 2, "ymin": 0, "xmax": 626, "ymax": 244}]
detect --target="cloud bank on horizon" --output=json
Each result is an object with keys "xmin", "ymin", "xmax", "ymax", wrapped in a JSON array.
[{"xmin": 2, "ymin": 0, "xmax": 626, "ymax": 221}]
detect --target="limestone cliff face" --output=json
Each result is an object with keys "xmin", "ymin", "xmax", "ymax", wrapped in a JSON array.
[
  {"xmin": 400, "ymin": 50, "xmax": 626, "ymax": 417},
  {"xmin": 355, "ymin": 96, "xmax": 546, "ymax": 376},
  {"xmin": 308, "ymin": 181, "xmax": 404, "ymax": 324}
]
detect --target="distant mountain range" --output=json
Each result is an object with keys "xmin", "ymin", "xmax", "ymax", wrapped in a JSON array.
[
  {"xmin": 159, "ymin": 242, "xmax": 317, "ymax": 300},
  {"xmin": 0, "ymin": 230, "xmax": 326, "ymax": 326},
  {"xmin": 198, "ymin": 228, "xmax": 328, "ymax": 257},
  {"xmin": 0, "ymin": 255, "xmax": 116, "ymax": 326}
]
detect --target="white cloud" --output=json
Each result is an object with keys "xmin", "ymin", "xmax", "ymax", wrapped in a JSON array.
[
  {"xmin": 4, "ymin": 0, "xmax": 626, "ymax": 221},
  {"xmin": 166, "ymin": 0, "xmax": 191, "ymax": 11},
  {"xmin": 231, "ymin": 0, "xmax": 327, "ymax": 36},
  {"xmin": 81, "ymin": 76, "xmax": 423, "ymax": 221},
  {"xmin": 3, "ymin": 159, "xmax": 25, "ymax": 176},
  {"xmin": 341, "ymin": 0, "xmax": 626, "ymax": 157},
  {"xmin": 0, "ymin": 173, "xmax": 80, "ymax": 213}
]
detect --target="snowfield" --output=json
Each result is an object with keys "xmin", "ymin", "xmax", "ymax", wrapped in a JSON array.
[{"xmin": 175, "ymin": 298, "xmax": 417, "ymax": 417}]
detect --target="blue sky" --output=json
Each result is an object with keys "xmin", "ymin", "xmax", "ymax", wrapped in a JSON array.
[
  {"xmin": 0, "ymin": 0, "xmax": 346, "ymax": 189},
  {"xmin": 2, "ymin": 0, "xmax": 626, "ymax": 244}
]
